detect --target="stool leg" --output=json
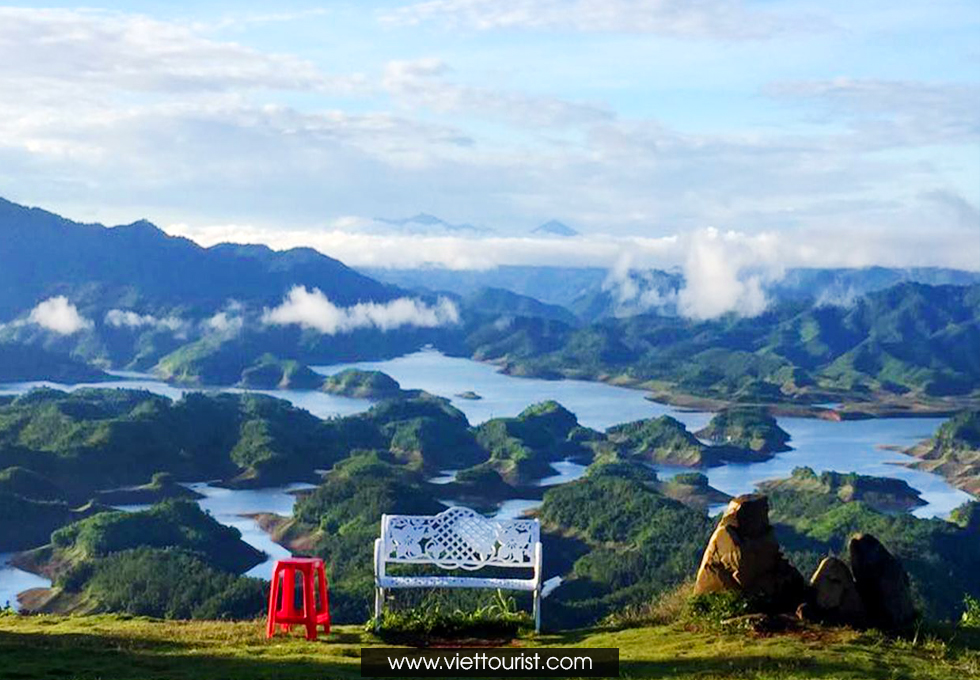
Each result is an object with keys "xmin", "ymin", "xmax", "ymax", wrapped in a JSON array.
[
  {"xmin": 266, "ymin": 567, "xmax": 281, "ymax": 639},
  {"xmin": 303, "ymin": 568, "xmax": 317, "ymax": 641},
  {"xmin": 316, "ymin": 563, "xmax": 330, "ymax": 635},
  {"xmin": 280, "ymin": 567, "xmax": 295, "ymax": 632}
]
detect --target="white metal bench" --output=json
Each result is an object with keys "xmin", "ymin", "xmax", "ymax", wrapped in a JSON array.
[{"xmin": 373, "ymin": 506, "xmax": 545, "ymax": 632}]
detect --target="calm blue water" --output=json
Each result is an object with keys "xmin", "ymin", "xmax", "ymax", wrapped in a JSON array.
[
  {"xmin": 0, "ymin": 553, "xmax": 49, "ymax": 611},
  {"xmin": 0, "ymin": 350, "xmax": 972, "ymax": 605},
  {"xmin": 313, "ymin": 350, "xmax": 714, "ymax": 431}
]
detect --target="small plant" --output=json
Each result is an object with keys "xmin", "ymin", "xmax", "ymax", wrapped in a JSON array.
[
  {"xmin": 962, "ymin": 595, "xmax": 980, "ymax": 628},
  {"xmin": 686, "ymin": 591, "xmax": 752, "ymax": 624},
  {"xmin": 367, "ymin": 589, "xmax": 531, "ymax": 641}
]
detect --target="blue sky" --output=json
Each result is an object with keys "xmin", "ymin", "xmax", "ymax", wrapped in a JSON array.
[{"xmin": 0, "ymin": 1, "xmax": 977, "ymax": 272}]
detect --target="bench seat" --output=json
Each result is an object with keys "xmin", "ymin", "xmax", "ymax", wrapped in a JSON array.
[{"xmin": 377, "ymin": 575, "xmax": 537, "ymax": 591}]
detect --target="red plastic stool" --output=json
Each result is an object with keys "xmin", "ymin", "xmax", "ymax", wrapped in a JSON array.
[{"xmin": 266, "ymin": 557, "xmax": 330, "ymax": 640}]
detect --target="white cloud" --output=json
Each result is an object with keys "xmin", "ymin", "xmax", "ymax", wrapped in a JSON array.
[
  {"xmin": 0, "ymin": 7, "xmax": 361, "ymax": 95},
  {"xmin": 600, "ymin": 253, "xmax": 678, "ymax": 316},
  {"xmin": 382, "ymin": 0, "xmax": 817, "ymax": 39},
  {"xmin": 262, "ymin": 286, "xmax": 460, "ymax": 334},
  {"xmin": 814, "ymin": 286, "xmax": 858, "ymax": 309},
  {"xmin": 766, "ymin": 78, "xmax": 980, "ymax": 149},
  {"xmin": 166, "ymin": 219, "xmax": 980, "ymax": 320},
  {"xmin": 382, "ymin": 58, "xmax": 612, "ymax": 128},
  {"xmin": 166, "ymin": 217, "xmax": 980, "ymax": 273},
  {"xmin": 0, "ymin": 4, "xmax": 973, "ymax": 291},
  {"xmin": 676, "ymin": 228, "xmax": 780, "ymax": 319},
  {"xmin": 204, "ymin": 311, "xmax": 244, "ymax": 336},
  {"xmin": 27, "ymin": 296, "xmax": 92, "ymax": 335},
  {"xmin": 104, "ymin": 309, "xmax": 188, "ymax": 334}
]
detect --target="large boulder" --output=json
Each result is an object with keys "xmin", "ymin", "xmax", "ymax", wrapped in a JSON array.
[
  {"xmin": 805, "ymin": 556, "xmax": 866, "ymax": 625},
  {"xmin": 694, "ymin": 494, "xmax": 805, "ymax": 612},
  {"xmin": 849, "ymin": 533, "xmax": 916, "ymax": 630}
]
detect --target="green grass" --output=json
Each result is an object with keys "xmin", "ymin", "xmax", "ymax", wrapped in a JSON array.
[{"xmin": 1, "ymin": 614, "xmax": 979, "ymax": 679}]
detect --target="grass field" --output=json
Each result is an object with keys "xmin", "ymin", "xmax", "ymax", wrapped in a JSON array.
[{"xmin": 1, "ymin": 614, "xmax": 979, "ymax": 679}]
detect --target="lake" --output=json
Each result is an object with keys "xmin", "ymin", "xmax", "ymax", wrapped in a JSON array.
[{"xmin": 0, "ymin": 349, "xmax": 972, "ymax": 606}]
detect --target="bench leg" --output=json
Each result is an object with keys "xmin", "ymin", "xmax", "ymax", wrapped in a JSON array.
[
  {"xmin": 374, "ymin": 587, "xmax": 384, "ymax": 632},
  {"xmin": 533, "ymin": 588, "xmax": 541, "ymax": 634}
]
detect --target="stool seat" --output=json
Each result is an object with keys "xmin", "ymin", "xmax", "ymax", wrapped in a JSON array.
[{"xmin": 266, "ymin": 557, "xmax": 330, "ymax": 641}]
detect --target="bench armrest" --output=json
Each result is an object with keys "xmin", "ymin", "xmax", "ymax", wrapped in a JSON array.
[
  {"xmin": 374, "ymin": 537, "xmax": 385, "ymax": 582},
  {"xmin": 533, "ymin": 540, "xmax": 543, "ymax": 590}
]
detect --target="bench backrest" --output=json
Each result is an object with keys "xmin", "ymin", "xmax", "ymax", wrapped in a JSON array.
[{"xmin": 379, "ymin": 506, "xmax": 539, "ymax": 571}]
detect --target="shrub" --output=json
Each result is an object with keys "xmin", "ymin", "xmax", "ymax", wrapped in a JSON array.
[
  {"xmin": 687, "ymin": 591, "xmax": 752, "ymax": 624},
  {"xmin": 368, "ymin": 590, "xmax": 531, "ymax": 641},
  {"xmin": 962, "ymin": 595, "xmax": 980, "ymax": 628}
]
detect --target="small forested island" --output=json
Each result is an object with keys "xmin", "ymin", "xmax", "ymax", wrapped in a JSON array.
[
  {"xmin": 0, "ymin": 388, "xmax": 337, "ymax": 499},
  {"xmin": 606, "ymin": 415, "xmax": 772, "ymax": 467},
  {"xmin": 455, "ymin": 390, "xmax": 482, "ymax": 400},
  {"xmin": 902, "ymin": 410, "xmax": 980, "ymax": 496},
  {"xmin": 320, "ymin": 368, "xmax": 405, "ymax": 398},
  {"xmin": 155, "ymin": 347, "xmax": 325, "ymax": 390},
  {"xmin": 657, "ymin": 471, "xmax": 732, "ymax": 511},
  {"xmin": 584, "ymin": 460, "xmax": 731, "ymax": 512},
  {"xmin": 94, "ymin": 472, "xmax": 204, "ymax": 505},
  {"xmin": 758, "ymin": 466, "xmax": 926, "ymax": 514},
  {"xmin": 696, "ymin": 407, "xmax": 792, "ymax": 454},
  {"xmin": 466, "ymin": 401, "xmax": 599, "ymax": 485},
  {"xmin": 12, "ymin": 499, "xmax": 265, "ymax": 617},
  {"xmin": 237, "ymin": 354, "xmax": 325, "ymax": 390}
]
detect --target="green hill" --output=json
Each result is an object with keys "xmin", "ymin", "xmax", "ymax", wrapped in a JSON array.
[
  {"xmin": 462, "ymin": 283, "xmax": 980, "ymax": 406},
  {"xmin": 466, "ymin": 401, "xmax": 598, "ymax": 484},
  {"xmin": 607, "ymin": 415, "xmax": 769, "ymax": 466},
  {"xmin": 697, "ymin": 407, "xmax": 792, "ymax": 454},
  {"xmin": 0, "ymin": 388, "xmax": 337, "ymax": 499},
  {"xmin": 904, "ymin": 411, "xmax": 980, "ymax": 496},
  {"xmin": 320, "ymin": 368, "xmax": 403, "ymax": 398},
  {"xmin": 15, "ymin": 500, "xmax": 266, "ymax": 618},
  {"xmin": 0, "ymin": 343, "xmax": 109, "ymax": 383}
]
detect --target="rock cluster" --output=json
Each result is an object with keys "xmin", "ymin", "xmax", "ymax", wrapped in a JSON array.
[
  {"xmin": 694, "ymin": 494, "xmax": 917, "ymax": 630},
  {"xmin": 694, "ymin": 494, "xmax": 805, "ymax": 612}
]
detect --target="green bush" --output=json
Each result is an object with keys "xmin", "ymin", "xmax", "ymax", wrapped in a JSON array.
[
  {"xmin": 962, "ymin": 595, "xmax": 980, "ymax": 628},
  {"xmin": 687, "ymin": 591, "xmax": 752, "ymax": 624},
  {"xmin": 369, "ymin": 590, "xmax": 531, "ymax": 640}
]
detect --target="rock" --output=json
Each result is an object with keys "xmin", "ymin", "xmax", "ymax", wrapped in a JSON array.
[
  {"xmin": 694, "ymin": 494, "xmax": 805, "ymax": 612},
  {"xmin": 849, "ymin": 533, "xmax": 916, "ymax": 630},
  {"xmin": 807, "ymin": 556, "xmax": 866, "ymax": 626}
]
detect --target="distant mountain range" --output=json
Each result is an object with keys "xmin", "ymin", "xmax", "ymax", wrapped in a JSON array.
[
  {"xmin": 370, "ymin": 214, "xmax": 580, "ymax": 237},
  {"xmin": 531, "ymin": 220, "xmax": 579, "ymax": 237},
  {"xmin": 364, "ymin": 265, "xmax": 980, "ymax": 322},
  {"xmin": 1, "ymin": 197, "xmax": 978, "ymax": 408},
  {"xmin": 374, "ymin": 213, "xmax": 494, "ymax": 236}
]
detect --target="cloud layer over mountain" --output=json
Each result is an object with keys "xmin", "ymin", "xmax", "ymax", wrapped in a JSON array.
[
  {"xmin": 27, "ymin": 296, "xmax": 92, "ymax": 335},
  {"xmin": 262, "ymin": 286, "xmax": 459, "ymax": 334}
]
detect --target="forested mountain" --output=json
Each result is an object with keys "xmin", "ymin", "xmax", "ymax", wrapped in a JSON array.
[
  {"xmin": 463, "ymin": 282, "xmax": 980, "ymax": 402},
  {"xmin": 0, "ymin": 197, "xmax": 397, "ymax": 318}
]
